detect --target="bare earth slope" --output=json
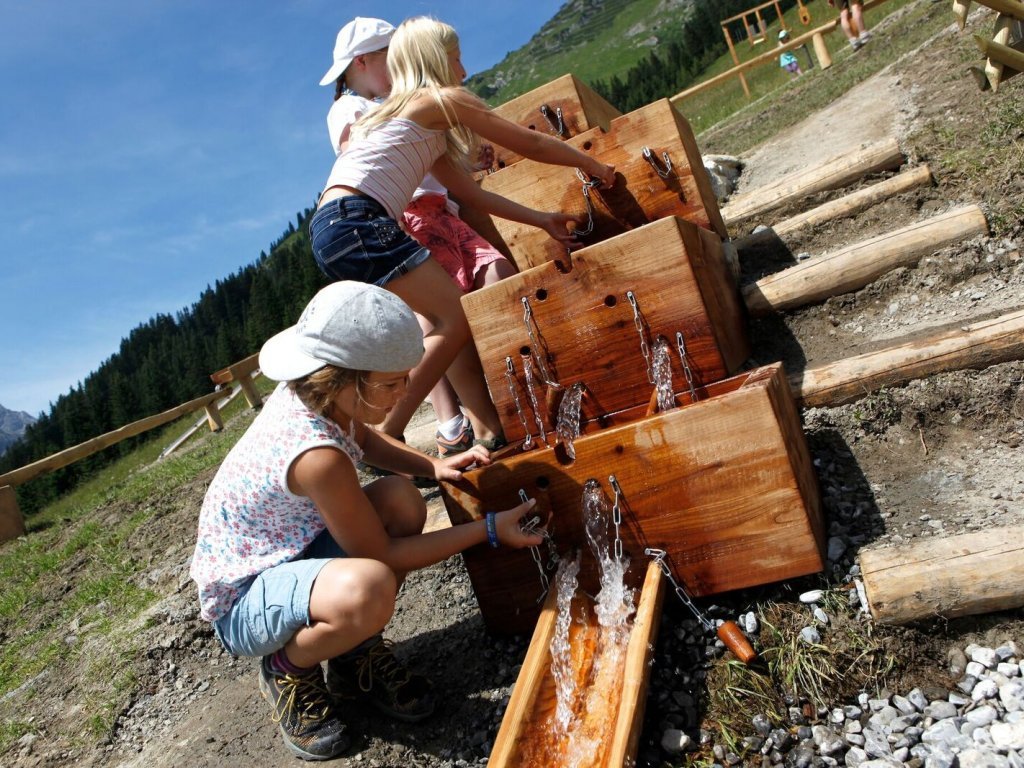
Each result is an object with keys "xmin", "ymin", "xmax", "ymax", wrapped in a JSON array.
[{"xmin": 4, "ymin": 3, "xmax": 1022, "ymax": 767}]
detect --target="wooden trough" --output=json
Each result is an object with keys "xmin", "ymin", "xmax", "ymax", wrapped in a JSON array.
[
  {"xmin": 463, "ymin": 98, "xmax": 727, "ymax": 271},
  {"xmin": 440, "ymin": 362, "xmax": 824, "ymax": 635},
  {"xmin": 462, "ymin": 216, "xmax": 749, "ymax": 445}
]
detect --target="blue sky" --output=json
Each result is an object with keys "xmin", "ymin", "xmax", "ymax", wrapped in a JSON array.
[{"xmin": 0, "ymin": 0, "xmax": 565, "ymax": 417}]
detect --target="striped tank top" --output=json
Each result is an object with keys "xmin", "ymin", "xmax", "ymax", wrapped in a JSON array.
[{"xmin": 322, "ymin": 117, "xmax": 448, "ymax": 221}]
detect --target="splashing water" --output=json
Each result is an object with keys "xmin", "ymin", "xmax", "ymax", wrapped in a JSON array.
[
  {"xmin": 551, "ymin": 552, "xmax": 581, "ymax": 736},
  {"xmin": 652, "ymin": 335, "xmax": 675, "ymax": 413},
  {"xmin": 555, "ymin": 382, "xmax": 585, "ymax": 459},
  {"xmin": 582, "ymin": 480, "xmax": 635, "ymax": 644}
]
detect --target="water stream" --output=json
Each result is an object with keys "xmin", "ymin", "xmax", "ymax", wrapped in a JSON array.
[
  {"xmin": 652, "ymin": 335, "xmax": 676, "ymax": 413},
  {"xmin": 555, "ymin": 382, "xmax": 586, "ymax": 459}
]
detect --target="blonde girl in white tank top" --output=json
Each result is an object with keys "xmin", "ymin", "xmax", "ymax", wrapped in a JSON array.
[{"xmin": 310, "ymin": 16, "xmax": 615, "ymax": 450}]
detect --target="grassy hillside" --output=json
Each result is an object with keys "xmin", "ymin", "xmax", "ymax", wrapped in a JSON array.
[{"xmin": 466, "ymin": 0, "xmax": 696, "ymax": 103}]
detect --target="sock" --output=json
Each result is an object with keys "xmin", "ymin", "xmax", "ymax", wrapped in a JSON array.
[
  {"xmin": 437, "ymin": 413, "xmax": 467, "ymax": 441},
  {"xmin": 269, "ymin": 648, "xmax": 316, "ymax": 675}
]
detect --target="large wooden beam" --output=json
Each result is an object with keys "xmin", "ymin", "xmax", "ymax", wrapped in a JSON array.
[
  {"xmin": 0, "ymin": 485, "xmax": 25, "ymax": 544},
  {"xmin": 735, "ymin": 165, "xmax": 934, "ymax": 250},
  {"xmin": 975, "ymin": 32, "xmax": 1024, "ymax": 91},
  {"xmin": 721, "ymin": 138, "xmax": 905, "ymax": 228},
  {"xmin": 972, "ymin": 0, "xmax": 1024, "ymax": 21},
  {"xmin": 860, "ymin": 526, "xmax": 1024, "ymax": 624},
  {"xmin": 790, "ymin": 308, "xmax": 1024, "ymax": 407},
  {"xmin": 742, "ymin": 205, "xmax": 989, "ymax": 316},
  {"xmin": 0, "ymin": 389, "xmax": 224, "ymax": 488}
]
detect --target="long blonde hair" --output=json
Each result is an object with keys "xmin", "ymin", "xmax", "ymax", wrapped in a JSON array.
[{"xmin": 352, "ymin": 17, "xmax": 476, "ymax": 168}]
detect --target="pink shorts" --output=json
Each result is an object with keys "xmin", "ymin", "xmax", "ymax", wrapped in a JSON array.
[{"xmin": 403, "ymin": 195, "xmax": 507, "ymax": 293}]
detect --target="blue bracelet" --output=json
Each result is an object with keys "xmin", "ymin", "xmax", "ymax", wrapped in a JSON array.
[{"xmin": 485, "ymin": 512, "xmax": 499, "ymax": 548}]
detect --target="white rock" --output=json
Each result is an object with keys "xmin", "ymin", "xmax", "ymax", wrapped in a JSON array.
[
  {"xmin": 966, "ymin": 661, "xmax": 988, "ymax": 678},
  {"xmin": 992, "ymin": 721, "xmax": 1024, "ymax": 750},
  {"xmin": 1000, "ymin": 680, "xmax": 1024, "ymax": 712},
  {"xmin": 924, "ymin": 700, "xmax": 958, "ymax": 720},
  {"xmin": 800, "ymin": 626, "xmax": 821, "ymax": 644},
  {"xmin": 814, "ymin": 607, "xmax": 830, "ymax": 625},
  {"xmin": 958, "ymin": 748, "xmax": 1009, "ymax": 768},
  {"xmin": 799, "ymin": 589, "xmax": 824, "ymax": 603},
  {"xmin": 999, "ymin": 662, "xmax": 1021, "ymax": 678},
  {"xmin": 971, "ymin": 647, "xmax": 999, "ymax": 669},
  {"xmin": 966, "ymin": 705, "xmax": 998, "ymax": 727},
  {"xmin": 973, "ymin": 679, "xmax": 999, "ymax": 702}
]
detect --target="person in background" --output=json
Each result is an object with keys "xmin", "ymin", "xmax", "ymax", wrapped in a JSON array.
[
  {"xmin": 778, "ymin": 29, "xmax": 803, "ymax": 77},
  {"xmin": 321, "ymin": 17, "xmax": 517, "ymax": 458},
  {"xmin": 190, "ymin": 281, "xmax": 543, "ymax": 761},
  {"xmin": 309, "ymin": 16, "xmax": 615, "ymax": 465},
  {"xmin": 829, "ymin": 0, "xmax": 871, "ymax": 50}
]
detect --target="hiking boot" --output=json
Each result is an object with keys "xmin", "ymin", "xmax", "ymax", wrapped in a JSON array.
[
  {"xmin": 851, "ymin": 37, "xmax": 864, "ymax": 50},
  {"xmin": 258, "ymin": 656, "xmax": 351, "ymax": 761},
  {"xmin": 326, "ymin": 638, "xmax": 436, "ymax": 723},
  {"xmin": 435, "ymin": 422, "xmax": 474, "ymax": 457}
]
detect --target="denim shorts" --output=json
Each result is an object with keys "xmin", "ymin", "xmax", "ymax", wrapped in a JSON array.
[
  {"xmin": 310, "ymin": 195, "xmax": 431, "ymax": 286},
  {"xmin": 213, "ymin": 529, "xmax": 346, "ymax": 658}
]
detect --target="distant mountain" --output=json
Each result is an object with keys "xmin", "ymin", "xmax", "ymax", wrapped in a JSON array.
[
  {"xmin": 0, "ymin": 404, "xmax": 36, "ymax": 456},
  {"xmin": 466, "ymin": 0, "xmax": 696, "ymax": 104}
]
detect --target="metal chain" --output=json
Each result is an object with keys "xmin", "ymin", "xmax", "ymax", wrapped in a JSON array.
[
  {"xmin": 674, "ymin": 332, "xmax": 700, "ymax": 403},
  {"xmin": 627, "ymin": 291, "xmax": 653, "ymax": 384},
  {"xmin": 644, "ymin": 548, "xmax": 715, "ymax": 632},
  {"xmin": 521, "ymin": 354, "xmax": 549, "ymax": 445},
  {"xmin": 519, "ymin": 489, "xmax": 560, "ymax": 603},
  {"xmin": 521, "ymin": 297, "xmax": 560, "ymax": 388},
  {"xmin": 642, "ymin": 146, "xmax": 674, "ymax": 179},
  {"xmin": 539, "ymin": 104, "xmax": 567, "ymax": 137},
  {"xmin": 504, "ymin": 356, "xmax": 533, "ymax": 450},
  {"xmin": 573, "ymin": 168, "xmax": 602, "ymax": 237},
  {"xmin": 609, "ymin": 475, "xmax": 624, "ymax": 561}
]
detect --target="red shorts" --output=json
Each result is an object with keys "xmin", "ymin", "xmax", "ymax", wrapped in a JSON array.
[{"xmin": 402, "ymin": 195, "xmax": 507, "ymax": 293}]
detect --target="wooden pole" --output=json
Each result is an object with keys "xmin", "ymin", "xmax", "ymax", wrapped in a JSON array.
[
  {"xmin": 860, "ymin": 525, "xmax": 1024, "ymax": 624},
  {"xmin": 742, "ymin": 205, "xmax": 989, "ymax": 315},
  {"xmin": 986, "ymin": 15, "xmax": 1016, "ymax": 90},
  {"xmin": 953, "ymin": 0, "xmax": 973, "ymax": 30},
  {"xmin": 971, "ymin": 0, "xmax": 1024, "ymax": 20},
  {"xmin": 0, "ymin": 389, "xmax": 224, "ymax": 488},
  {"xmin": 735, "ymin": 164, "xmax": 934, "ymax": 249},
  {"xmin": 722, "ymin": 137, "xmax": 904, "ymax": 228},
  {"xmin": 0, "ymin": 485, "xmax": 25, "ymax": 543},
  {"xmin": 975, "ymin": 33, "xmax": 1024, "ymax": 87},
  {"xmin": 812, "ymin": 31, "xmax": 833, "ymax": 68},
  {"xmin": 790, "ymin": 308, "xmax": 1024, "ymax": 407},
  {"xmin": 203, "ymin": 402, "xmax": 225, "ymax": 432}
]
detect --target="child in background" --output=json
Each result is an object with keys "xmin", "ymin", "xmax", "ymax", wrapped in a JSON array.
[
  {"xmin": 778, "ymin": 30, "xmax": 803, "ymax": 77},
  {"xmin": 190, "ymin": 281, "xmax": 543, "ymax": 761},
  {"xmin": 321, "ymin": 17, "xmax": 517, "ymax": 457},
  {"xmin": 310, "ymin": 16, "xmax": 615, "ymax": 461}
]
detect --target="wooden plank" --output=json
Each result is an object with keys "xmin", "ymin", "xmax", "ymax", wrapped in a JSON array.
[
  {"xmin": 742, "ymin": 205, "xmax": 989, "ymax": 316},
  {"xmin": 462, "ymin": 217, "xmax": 749, "ymax": 445},
  {"xmin": 860, "ymin": 526, "xmax": 1024, "ymax": 624},
  {"xmin": 721, "ymin": 138, "xmax": 904, "ymax": 228},
  {"xmin": 791, "ymin": 308, "xmax": 1024, "ymax": 407},
  {"xmin": 0, "ymin": 485, "xmax": 25, "ymax": 543},
  {"xmin": 471, "ymin": 99, "xmax": 727, "ymax": 271},
  {"xmin": 209, "ymin": 352, "xmax": 259, "ymax": 386},
  {"xmin": 735, "ymin": 165, "xmax": 934, "ymax": 249},
  {"xmin": 487, "ymin": 74, "xmax": 622, "ymax": 170},
  {"xmin": 0, "ymin": 389, "xmax": 224, "ymax": 488},
  {"xmin": 440, "ymin": 363, "xmax": 823, "ymax": 634}
]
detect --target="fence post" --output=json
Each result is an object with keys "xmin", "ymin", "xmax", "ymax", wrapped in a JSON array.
[
  {"xmin": 204, "ymin": 401, "xmax": 225, "ymax": 432},
  {"xmin": 812, "ymin": 31, "xmax": 832, "ymax": 69},
  {"xmin": 0, "ymin": 485, "xmax": 25, "ymax": 543}
]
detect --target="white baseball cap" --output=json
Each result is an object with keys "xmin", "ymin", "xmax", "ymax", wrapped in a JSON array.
[
  {"xmin": 319, "ymin": 17, "xmax": 395, "ymax": 87},
  {"xmin": 259, "ymin": 282, "xmax": 423, "ymax": 381},
  {"xmin": 779, "ymin": 29, "xmax": 790, "ymax": 39}
]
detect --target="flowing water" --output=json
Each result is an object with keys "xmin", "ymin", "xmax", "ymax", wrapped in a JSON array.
[
  {"xmin": 652, "ymin": 335, "xmax": 676, "ymax": 413},
  {"xmin": 555, "ymin": 382, "xmax": 586, "ymax": 460}
]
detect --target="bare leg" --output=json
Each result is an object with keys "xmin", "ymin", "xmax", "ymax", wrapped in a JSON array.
[
  {"xmin": 473, "ymin": 257, "xmax": 517, "ymax": 290},
  {"xmin": 382, "ymin": 258, "xmax": 502, "ymax": 441},
  {"xmin": 851, "ymin": 3, "xmax": 867, "ymax": 35},
  {"xmin": 415, "ymin": 312, "xmax": 462, "ymax": 426},
  {"xmin": 840, "ymin": 8, "xmax": 855, "ymax": 41}
]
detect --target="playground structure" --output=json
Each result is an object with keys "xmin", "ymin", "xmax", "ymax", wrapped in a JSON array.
[{"xmin": 953, "ymin": 0, "xmax": 1024, "ymax": 91}]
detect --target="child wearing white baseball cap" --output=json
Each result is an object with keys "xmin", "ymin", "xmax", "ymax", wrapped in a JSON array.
[{"xmin": 190, "ymin": 281, "xmax": 543, "ymax": 761}]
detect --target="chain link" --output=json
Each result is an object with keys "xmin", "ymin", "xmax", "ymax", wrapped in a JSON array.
[
  {"xmin": 609, "ymin": 475, "xmax": 624, "ymax": 561},
  {"xmin": 539, "ymin": 104, "xmax": 566, "ymax": 137},
  {"xmin": 520, "ymin": 354, "xmax": 549, "ymax": 445},
  {"xmin": 504, "ymin": 356, "xmax": 533, "ymax": 450},
  {"xmin": 519, "ymin": 488, "xmax": 560, "ymax": 603},
  {"xmin": 641, "ymin": 146, "xmax": 674, "ymax": 179},
  {"xmin": 674, "ymin": 332, "xmax": 700, "ymax": 404},
  {"xmin": 644, "ymin": 548, "xmax": 715, "ymax": 632},
  {"xmin": 521, "ymin": 297, "xmax": 560, "ymax": 388},
  {"xmin": 627, "ymin": 291, "xmax": 653, "ymax": 384},
  {"xmin": 573, "ymin": 168, "xmax": 602, "ymax": 237}
]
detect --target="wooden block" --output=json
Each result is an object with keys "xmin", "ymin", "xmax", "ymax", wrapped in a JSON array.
[
  {"xmin": 462, "ymin": 217, "xmax": 749, "ymax": 445},
  {"xmin": 0, "ymin": 485, "xmax": 25, "ymax": 543},
  {"xmin": 440, "ymin": 363, "xmax": 824, "ymax": 635},
  {"xmin": 470, "ymin": 99, "xmax": 727, "ymax": 272},
  {"xmin": 487, "ymin": 74, "xmax": 622, "ymax": 170}
]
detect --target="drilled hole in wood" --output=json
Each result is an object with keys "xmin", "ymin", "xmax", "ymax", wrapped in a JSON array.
[
  {"xmin": 519, "ymin": 345, "xmax": 531, "ymax": 356},
  {"xmin": 582, "ymin": 141, "xmax": 593, "ymax": 151},
  {"xmin": 604, "ymin": 295, "xmax": 617, "ymax": 307},
  {"xmin": 498, "ymin": 161, "xmax": 506, "ymax": 168},
  {"xmin": 536, "ymin": 288, "xmax": 548, "ymax": 301},
  {"xmin": 528, "ymin": 124, "xmax": 536, "ymax": 130},
  {"xmin": 535, "ymin": 475, "xmax": 550, "ymax": 491}
]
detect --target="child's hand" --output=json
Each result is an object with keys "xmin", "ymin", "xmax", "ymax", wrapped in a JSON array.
[
  {"xmin": 474, "ymin": 143, "xmax": 496, "ymax": 172},
  {"xmin": 538, "ymin": 211, "xmax": 584, "ymax": 248},
  {"xmin": 494, "ymin": 498, "xmax": 546, "ymax": 549},
  {"xmin": 434, "ymin": 444, "xmax": 492, "ymax": 482},
  {"xmin": 587, "ymin": 162, "xmax": 616, "ymax": 189}
]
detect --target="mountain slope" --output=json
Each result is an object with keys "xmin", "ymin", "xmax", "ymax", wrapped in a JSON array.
[
  {"xmin": 0, "ymin": 404, "xmax": 35, "ymax": 456},
  {"xmin": 467, "ymin": 0, "xmax": 695, "ymax": 103}
]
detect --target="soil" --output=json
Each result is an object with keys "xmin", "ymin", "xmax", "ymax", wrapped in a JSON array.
[{"xmin": 3, "ymin": 3, "xmax": 1023, "ymax": 767}]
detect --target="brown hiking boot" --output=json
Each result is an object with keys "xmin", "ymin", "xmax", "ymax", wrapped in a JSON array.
[
  {"xmin": 326, "ymin": 638, "xmax": 436, "ymax": 723},
  {"xmin": 258, "ymin": 655, "xmax": 351, "ymax": 760}
]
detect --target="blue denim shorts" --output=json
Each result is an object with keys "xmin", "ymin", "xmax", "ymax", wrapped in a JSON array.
[
  {"xmin": 213, "ymin": 530, "xmax": 346, "ymax": 658},
  {"xmin": 310, "ymin": 195, "xmax": 431, "ymax": 286}
]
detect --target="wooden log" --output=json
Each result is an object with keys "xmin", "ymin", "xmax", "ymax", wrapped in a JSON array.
[
  {"xmin": 860, "ymin": 526, "xmax": 1024, "ymax": 624},
  {"xmin": 975, "ymin": 33, "xmax": 1024, "ymax": 90},
  {"xmin": 462, "ymin": 217, "xmax": 749, "ymax": 445},
  {"xmin": 0, "ymin": 485, "xmax": 25, "ymax": 543},
  {"xmin": 972, "ymin": 0, "xmax": 1024, "ymax": 21},
  {"xmin": 440, "ymin": 363, "xmax": 824, "ymax": 634},
  {"xmin": 953, "ymin": 0, "xmax": 973, "ymax": 30},
  {"xmin": 791, "ymin": 308, "xmax": 1024, "ymax": 407},
  {"xmin": 986, "ymin": 15, "xmax": 1016, "ymax": 90},
  {"xmin": 469, "ymin": 99, "xmax": 727, "ymax": 271},
  {"xmin": 812, "ymin": 31, "xmax": 833, "ymax": 69},
  {"xmin": 489, "ymin": 562, "xmax": 665, "ymax": 767},
  {"xmin": 742, "ymin": 205, "xmax": 989, "ymax": 316},
  {"xmin": 203, "ymin": 402, "xmax": 225, "ymax": 432},
  {"xmin": 0, "ymin": 389, "xmax": 224, "ymax": 488},
  {"xmin": 735, "ymin": 165, "xmax": 934, "ymax": 250},
  {"xmin": 721, "ymin": 138, "xmax": 904, "ymax": 228},
  {"xmin": 486, "ymin": 74, "xmax": 621, "ymax": 170}
]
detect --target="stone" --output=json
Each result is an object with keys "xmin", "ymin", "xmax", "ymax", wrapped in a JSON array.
[
  {"xmin": 800, "ymin": 626, "xmax": 821, "ymax": 644},
  {"xmin": 845, "ymin": 746, "xmax": 868, "ymax": 766},
  {"xmin": 660, "ymin": 728, "xmax": 692, "ymax": 755},
  {"xmin": 752, "ymin": 713, "xmax": 772, "ymax": 736},
  {"xmin": 970, "ymin": 647, "xmax": 999, "ymax": 669},
  {"xmin": 863, "ymin": 727, "xmax": 892, "ymax": 758},
  {"xmin": 992, "ymin": 721, "xmax": 1024, "ymax": 750},
  {"xmin": 995, "ymin": 642, "xmax": 1020, "ymax": 661},
  {"xmin": 957, "ymin": 748, "xmax": 1009, "ymax": 768},
  {"xmin": 814, "ymin": 607, "xmax": 830, "ymax": 625},
  {"xmin": 890, "ymin": 714, "xmax": 920, "ymax": 733},
  {"xmin": 868, "ymin": 706, "xmax": 899, "ymax": 729},
  {"xmin": 799, "ymin": 590, "xmax": 824, "ymax": 604},
  {"xmin": 813, "ymin": 725, "xmax": 845, "ymax": 756},
  {"xmin": 966, "ymin": 705, "xmax": 998, "ymax": 727},
  {"xmin": 998, "ymin": 662, "xmax": 1020, "ymax": 678},
  {"xmin": 948, "ymin": 648, "xmax": 969, "ymax": 677},
  {"xmin": 845, "ymin": 704, "xmax": 864, "ymax": 720},
  {"xmin": 908, "ymin": 688, "xmax": 929, "ymax": 712},
  {"xmin": 1001, "ymin": 680, "xmax": 1024, "ymax": 712},
  {"xmin": 923, "ymin": 744, "xmax": 957, "ymax": 768},
  {"xmin": 894, "ymin": 695, "xmax": 917, "ymax": 715},
  {"xmin": 967, "ymin": 661, "xmax": 989, "ymax": 678},
  {"xmin": 959, "ymin": 675, "xmax": 979, "ymax": 694},
  {"xmin": 973, "ymin": 679, "xmax": 999, "ymax": 702}
]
